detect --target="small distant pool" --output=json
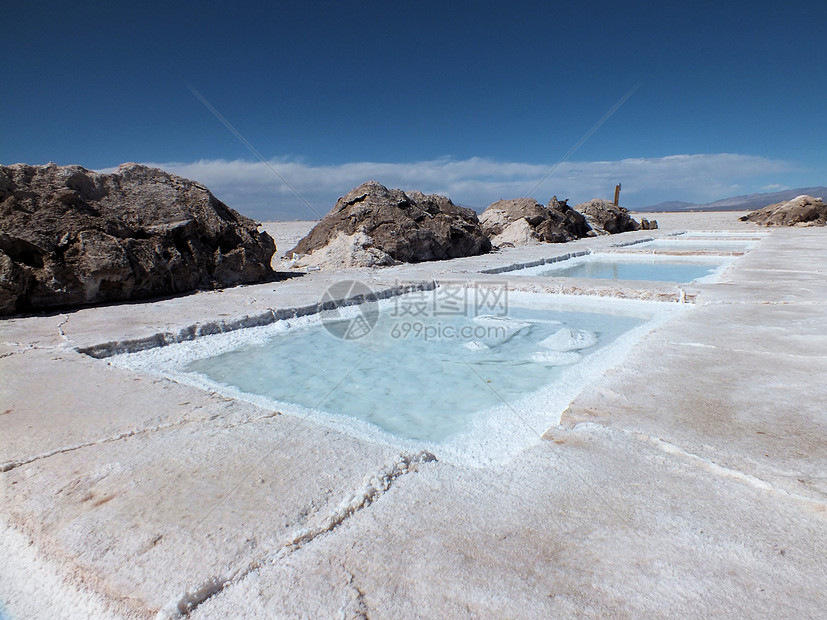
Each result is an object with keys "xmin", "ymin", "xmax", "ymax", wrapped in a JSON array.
[
  {"xmin": 634, "ymin": 237, "xmax": 757, "ymax": 252},
  {"xmin": 510, "ymin": 254, "xmax": 731, "ymax": 283},
  {"xmin": 677, "ymin": 231, "xmax": 767, "ymax": 239}
]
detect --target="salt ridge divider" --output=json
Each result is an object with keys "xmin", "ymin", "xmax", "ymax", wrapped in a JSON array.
[
  {"xmin": 77, "ymin": 281, "xmax": 438, "ymax": 359},
  {"xmin": 610, "ymin": 236, "xmax": 656, "ymax": 247},
  {"xmin": 479, "ymin": 250, "xmax": 594, "ymax": 275}
]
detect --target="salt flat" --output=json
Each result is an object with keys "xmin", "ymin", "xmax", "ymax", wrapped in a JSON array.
[
  {"xmin": 258, "ymin": 221, "xmax": 317, "ymax": 263},
  {"xmin": 1, "ymin": 212, "xmax": 826, "ymax": 619}
]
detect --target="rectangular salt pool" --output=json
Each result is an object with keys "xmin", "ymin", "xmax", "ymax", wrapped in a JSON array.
[
  {"xmin": 112, "ymin": 293, "xmax": 670, "ymax": 451},
  {"xmin": 677, "ymin": 231, "xmax": 767, "ymax": 239},
  {"xmin": 509, "ymin": 254, "xmax": 731, "ymax": 283},
  {"xmin": 634, "ymin": 237, "xmax": 758, "ymax": 252}
]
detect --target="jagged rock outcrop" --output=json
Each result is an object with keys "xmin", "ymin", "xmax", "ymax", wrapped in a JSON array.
[
  {"xmin": 0, "ymin": 163, "xmax": 276, "ymax": 315},
  {"xmin": 574, "ymin": 199, "xmax": 641, "ymax": 235},
  {"xmin": 740, "ymin": 195, "xmax": 827, "ymax": 226},
  {"xmin": 640, "ymin": 218, "xmax": 659, "ymax": 230},
  {"xmin": 286, "ymin": 181, "xmax": 490, "ymax": 266},
  {"xmin": 479, "ymin": 196, "xmax": 592, "ymax": 247}
]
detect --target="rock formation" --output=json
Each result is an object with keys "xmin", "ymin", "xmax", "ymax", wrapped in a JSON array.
[
  {"xmin": 740, "ymin": 195, "xmax": 827, "ymax": 226},
  {"xmin": 574, "ymin": 199, "xmax": 641, "ymax": 235},
  {"xmin": 640, "ymin": 218, "xmax": 659, "ymax": 230},
  {"xmin": 286, "ymin": 181, "xmax": 490, "ymax": 266},
  {"xmin": 0, "ymin": 163, "xmax": 276, "ymax": 315},
  {"xmin": 479, "ymin": 196, "xmax": 592, "ymax": 247}
]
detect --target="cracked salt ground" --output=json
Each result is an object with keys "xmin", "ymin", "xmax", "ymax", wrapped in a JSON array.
[
  {"xmin": 3, "ymin": 214, "xmax": 827, "ymax": 619},
  {"xmin": 154, "ymin": 451, "xmax": 435, "ymax": 619}
]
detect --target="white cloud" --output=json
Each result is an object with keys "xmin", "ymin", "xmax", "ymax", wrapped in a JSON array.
[{"xmin": 101, "ymin": 153, "xmax": 791, "ymax": 220}]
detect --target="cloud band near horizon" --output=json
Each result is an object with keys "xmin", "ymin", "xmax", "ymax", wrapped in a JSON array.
[{"xmin": 102, "ymin": 153, "xmax": 791, "ymax": 221}]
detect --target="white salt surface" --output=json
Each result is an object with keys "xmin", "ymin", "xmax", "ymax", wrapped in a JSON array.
[
  {"xmin": 7, "ymin": 217, "xmax": 827, "ymax": 618},
  {"xmin": 109, "ymin": 291, "xmax": 683, "ymax": 467},
  {"xmin": 538, "ymin": 327, "xmax": 599, "ymax": 351},
  {"xmin": 0, "ymin": 517, "xmax": 113, "ymax": 620}
]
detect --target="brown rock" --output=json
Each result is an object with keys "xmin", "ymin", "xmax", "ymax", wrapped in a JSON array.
[
  {"xmin": 479, "ymin": 196, "xmax": 592, "ymax": 246},
  {"xmin": 575, "ymin": 199, "xmax": 641, "ymax": 234},
  {"xmin": 740, "ymin": 195, "xmax": 827, "ymax": 226},
  {"xmin": 287, "ymin": 181, "xmax": 490, "ymax": 264},
  {"xmin": 0, "ymin": 163, "xmax": 276, "ymax": 315}
]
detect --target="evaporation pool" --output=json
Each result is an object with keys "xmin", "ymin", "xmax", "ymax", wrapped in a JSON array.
[
  {"xmin": 184, "ymin": 305, "xmax": 643, "ymax": 441},
  {"xmin": 509, "ymin": 254, "xmax": 732, "ymax": 283},
  {"xmin": 633, "ymin": 237, "xmax": 758, "ymax": 252},
  {"xmin": 112, "ymin": 292, "xmax": 672, "ymax": 454},
  {"xmin": 677, "ymin": 231, "xmax": 768, "ymax": 239}
]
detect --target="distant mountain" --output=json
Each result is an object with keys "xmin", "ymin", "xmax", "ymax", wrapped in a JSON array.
[{"xmin": 635, "ymin": 186, "xmax": 827, "ymax": 212}]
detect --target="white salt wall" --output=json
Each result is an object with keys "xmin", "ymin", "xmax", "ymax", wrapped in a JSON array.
[{"xmin": 0, "ymin": 517, "xmax": 114, "ymax": 620}]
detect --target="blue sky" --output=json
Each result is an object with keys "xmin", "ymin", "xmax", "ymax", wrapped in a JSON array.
[{"xmin": 2, "ymin": 1, "xmax": 825, "ymax": 219}]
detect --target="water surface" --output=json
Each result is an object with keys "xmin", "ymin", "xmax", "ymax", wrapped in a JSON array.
[{"xmin": 185, "ymin": 306, "xmax": 645, "ymax": 441}]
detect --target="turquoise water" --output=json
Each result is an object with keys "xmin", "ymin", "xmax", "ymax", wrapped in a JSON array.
[
  {"xmin": 678, "ymin": 231, "xmax": 765, "ymax": 238},
  {"xmin": 185, "ymin": 306, "xmax": 645, "ymax": 442},
  {"xmin": 636, "ymin": 238, "xmax": 756, "ymax": 251},
  {"xmin": 536, "ymin": 258, "xmax": 722, "ymax": 282}
]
